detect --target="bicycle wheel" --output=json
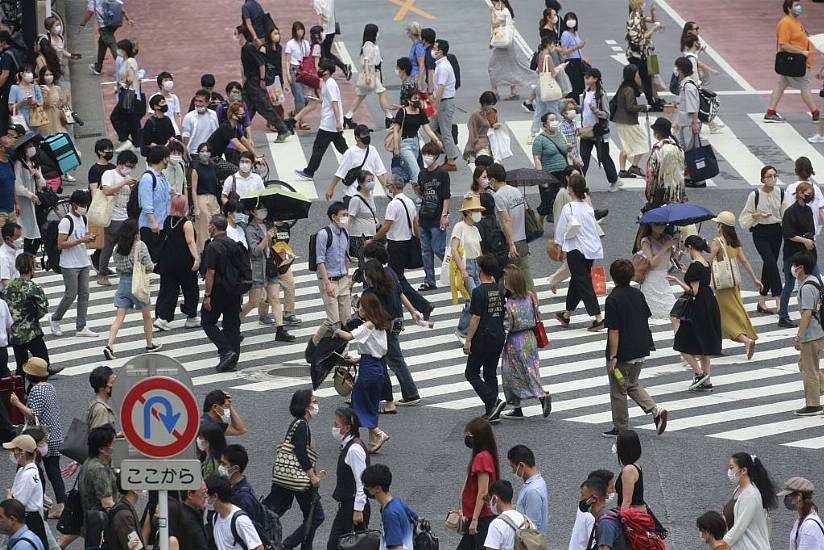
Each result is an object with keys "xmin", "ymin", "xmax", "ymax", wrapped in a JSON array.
[{"xmin": 253, "ymin": 158, "xmax": 270, "ymax": 181}]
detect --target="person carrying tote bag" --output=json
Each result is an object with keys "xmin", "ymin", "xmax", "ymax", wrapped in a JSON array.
[{"xmin": 539, "ymin": 55, "xmax": 563, "ymax": 102}]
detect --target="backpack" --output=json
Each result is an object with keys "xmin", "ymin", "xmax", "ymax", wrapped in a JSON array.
[
  {"xmin": 214, "ymin": 237, "xmax": 253, "ymax": 294},
  {"xmin": 8, "ymin": 537, "xmax": 40, "ymax": 550},
  {"xmin": 228, "ymin": 509, "xmax": 281, "ymax": 550},
  {"xmin": 498, "ymin": 513, "xmax": 546, "ymax": 550},
  {"xmin": 102, "ymin": 499, "xmax": 139, "ymax": 550},
  {"xmin": 127, "ymin": 171, "xmax": 157, "ymax": 219},
  {"xmin": 412, "ymin": 519, "xmax": 439, "ymax": 550},
  {"xmin": 101, "ymin": 0, "xmax": 124, "ymax": 29},
  {"xmin": 683, "ymin": 80, "xmax": 719, "ymax": 123},
  {"xmin": 447, "ymin": 53, "xmax": 461, "ymax": 90},
  {"xmin": 45, "ymin": 214, "xmax": 87, "ymax": 274},
  {"xmin": 800, "ymin": 278, "xmax": 824, "ymax": 327},
  {"xmin": 233, "ymin": 485, "xmax": 283, "ymax": 550},
  {"xmin": 477, "ymin": 216, "xmax": 509, "ymax": 275},
  {"xmin": 307, "ymin": 227, "xmax": 333, "ymax": 272},
  {"xmin": 596, "ymin": 508, "xmax": 666, "ymax": 550},
  {"xmin": 608, "ymin": 91, "xmax": 619, "ymax": 122},
  {"xmin": 752, "ymin": 188, "xmax": 784, "ymax": 210}
]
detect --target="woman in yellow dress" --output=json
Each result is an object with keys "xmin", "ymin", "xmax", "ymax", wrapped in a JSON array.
[{"xmin": 708, "ymin": 211, "xmax": 763, "ymax": 360}]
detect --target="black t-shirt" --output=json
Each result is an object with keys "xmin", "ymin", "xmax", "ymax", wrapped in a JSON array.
[
  {"xmin": 0, "ymin": 48, "xmax": 21, "ymax": 96},
  {"xmin": 394, "ymin": 110, "xmax": 428, "ymax": 139},
  {"xmin": 241, "ymin": 42, "xmax": 263, "ymax": 82},
  {"xmin": 603, "ymin": 285, "xmax": 655, "ymax": 362},
  {"xmin": 87, "ymin": 162, "xmax": 114, "ymax": 188},
  {"xmin": 469, "ymin": 282, "xmax": 505, "ymax": 351},
  {"xmin": 364, "ymin": 267, "xmax": 403, "ymax": 319},
  {"xmin": 207, "ymin": 121, "xmax": 242, "ymax": 159},
  {"xmin": 140, "ymin": 116, "xmax": 176, "ymax": 157},
  {"xmin": 193, "ymin": 161, "xmax": 219, "ymax": 196},
  {"xmin": 264, "ymin": 45, "xmax": 283, "ymax": 84},
  {"xmin": 783, "ymin": 202, "xmax": 817, "ymax": 260},
  {"xmin": 424, "ymin": 46, "xmax": 435, "ymax": 85},
  {"xmin": 418, "ymin": 167, "xmax": 450, "ymax": 228}
]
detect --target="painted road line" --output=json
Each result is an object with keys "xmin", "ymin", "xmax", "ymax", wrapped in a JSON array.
[
  {"xmin": 266, "ymin": 132, "xmax": 318, "ymax": 199},
  {"xmin": 505, "ymin": 120, "xmax": 534, "ymax": 159},
  {"xmin": 391, "ymin": 0, "xmax": 436, "ymax": 21},
  {"xmin": 782, "ymin": 434, "xmax": 824, "ymax": 449},
  {"xmin": 703, "ymin": 116, "xmax": 764, "ymax": 186},
  {"xmin": 641, "ymin": 396, "xmax": 806, "ymax": 433},
  {"xmin": 748, "ymin": 113, "xmax": 824, "ymax": 169},
  {"xmin": 708, "ymin": 416, "xmax": 824, "ymax": 441},
  {"xmin": 333, "ymin": 41, "xmax": 358, "ymax": 74}
]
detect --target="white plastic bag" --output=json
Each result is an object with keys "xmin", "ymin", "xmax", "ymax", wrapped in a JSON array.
[
  {"xmin": 439, "ymin": 245, "xmax": 452, "ymax": 287},
  {"xmin": 487, "ymin": 127, "xmax": 512, "ymax": 162}
]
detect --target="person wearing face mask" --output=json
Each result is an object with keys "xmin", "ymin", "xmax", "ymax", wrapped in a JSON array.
[
  {"xmin": 506, "ymin": 446, "xmax": 547, "ymax": 536},
  {"xmin": 86, "ymin": 365, "xmax": 117, "ymax": 429},
  {"xmin": 781, "ymin": 178, "xmax": 822, "ymax": 327},
  {"xmin": 73, "ymin": 426, "xmax": 118, "ymax": 550},
  {"xmin": 722, "ymin": 453, "xmax": 777, "ymax": 550},
  {"xmin": 192, "ymin": 143, "xmax": 222, "ymax": 251},
  {"xmin": 183, "ymin": 90, "xmax": 220, "ymax": 157},
  {"xmin": 287, "ymin": 26, "xmax": 324, "ymax": 133},
  {"xmin": 532, "ymin": 112, "xmax": 571, "ymax": 217},
  {"xmin": 326, "ymin": 408, "xmax": 370, "ymax": 550},
  {"xmin": 97, "ymin": 150, "xmax": 138, "ymax": 285},
  {"xmin": 566, "ymin": 471, "xmax": 614, "ymax": 550},
  {"xmin": 557, "ymin": 99, "xmax": 582, "ymax": 169},
  {"xmin": 164, "ymin": 139, "xmax": 188, "ymax": 199},
  {"xmin": 559, "ymin": 12, "xmax": 586, "ymax": 99},
  {"xmin": 51, "ymin": 190, "xmax": 98, "ymax": 338},
  {"xmin": 463, "ymin": 91, "xmax": 498, "ymax": 164},
  {"xmin": 0, "ymin": 498, "xmax": 45, "ymax": 550},
  {"xmin": 111, "ymin": 39, "xmax": 144, "ymax": 154},
  {"xmin": 200, "ymin": 389, "xmax": 248, "ymax": 438},
  {"xmin": 581, "ymin": 477, "xmax": 632, "ymax": 550},
  {"xmin": 326, "ymin": 124, "xmax": 387, "ymax": 202},
  {"xmin": 8, "ymin": 65, "xmax": 43, "ymax": 129},
  {"xmin": 453, "ymin": 195, "xmax": 485, "ymax": 341},
  {"xmin": 219, "ymin": 444, "xmax": 263, "ymax": 519},
  {"xmin": 738, "ymin": 165, "xmax": 785, "ymax": 315},
  {"xmin": 140, "ymin": 95, "xmax": 176, "ymax": 158},
  {"xmin": 345, "ymin": 24, "xmax": 394, "ymax": 130},
  {"xmin": 107, "ymin": 480, "xmax": 148, "ymax": 550},
  {"xmin": 223, "ymin": 150, "xmax": 264, "ymax": 209},
  {"xmin": 222, "ymin": 201, "xmax": 249, "ymax": 248},
  {"xmin": 457, "ymin": 418, "xmax": 499, "ymax": 549},
  {"xmin": 347, "ymin": 171, "xmax": 378, "ymax": 261},
  {"xmin": 0, "ymin": 221, "xmax": 19, "ymax": 291},
  {"xmin": 150, "ymin": 71, "xmax": 182, "ymax": 137},
  {"xmin": 470, "ymin": 165, "xmax": 490, "ymax": 197},
  {"xmin": 613, "ymin": 64, "xmax": 652, "ymax": 180},
  {"xmin": 35, "ymin": 66, "xmax": 64, "ymax": 138},
  {"xmin": 790, "ymin": 252, "xmax": 824, "ymax": 416},
  {"xmin": 88, "ymin": 138, "xmax": 115, "ymax": 192},
  {"xmin": 391, "ymin": 89, "xmax": 441, "ymax": 187},
  {"xmin": 311, "ymin": 202, "xmax": 352, "ymax": 345},
  {"xmin": 644, "ymin": 117, "xmax": 685, "ymax": 210},
  {"xmin": 198, "ymin": 423, "xmax": 227, "ymax": 480},
  {"xmin": 137, "ymin": 145, "xmax": 173, "ymax": 262},
  {"xmin": 209, "ymin": 100, "xmax": 254, "ymax": 184},
  {"xmin": 415, "ymin": 141, "xmax": 451, "ymax": 291},
  {"xmin": 484, "ymin": 480, "xmax": 542, "ymax": 550},
  {"xmin": 429, "ymin": 39, "xmax": 460, "ymax": 171},
  {"xmin": 487, "ymin": 0, "xmax": 534, "ymax": 102},
  {"xmin": 207, "ymin": 475, "xmax": 267, "ymax": 550},
  {"xmin": 2, "ymin": 435, "xmax": 47, "ymax": 549},
  {"xmin": 263, "ymin": 389, "xmax": 325, "ymax": 550},
  {"xmin": 778, "ymin": 477, "xmax": 824, "ymax": 549},
  {"xmin": 45, "ymin": 15, "xmax": 79, "ymax": 68},
  {"xmin": 11, "ymin": 134, "xmax": 44, "ymax": 256}
]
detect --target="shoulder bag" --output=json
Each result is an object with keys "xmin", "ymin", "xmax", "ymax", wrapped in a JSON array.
[
  {"xmin": 271, "ymin": 419, "xmax": 319, "ymax": 492},
  {"xmin": 684, "ymin": 135, "xmax": 719, "ymax": 182},
  {"xmin": 539, "ymin": 55, "xmax": 563, "ymax": 102},
  {"xmin": 87, "ymin": 182, "xmax": 114, "ymax": 227},
  {"xmin": 60, "ymin": 400, "xmax": 106, "ymax": 464},
  {"xmin": 775, "ymin": 51, "xmax": 807, "ymax": 78},
  {"xmin": 631, "ymin": 251, "xmax": 650, "ymax": 284},
  {"xmin": 333, "ymin": 364, "xmax": 357, "ymax": 396},
  {"xmin": 348, "ymin": 195, "xmax": 378, "ymax": 260},
  {"xmin": 384, "ymin": 109, "xmax": 405, "ymax": 153},
  {"xmin": 343, "ymin": 148, "xmax": 370, "ymax": 186},
  {"xmin": 531, "ymin": 293, "xmax": 549, "ymax": 348},
  {"xmin": 490, "ymin": 23, "xmax": 513, "ymax": 49},
  {"xmin": 296, "ymin": 56, "xmax": 320, "ymax": 90},
  {"xmin": 522, "ymin": 183, "xmax": 544, "ymax": 243},
  {"xmin": 710, "ymin": 237, "xmax": 740, "ymax": 290},
  {"xmin": 563, "ymin": 202, "xmax": 581, "ymax": 240},
  {"xmin": 56, "ymin": 475, "xmax": 84, "ymax": 535},
  {"xmin": 338, "ymin": 530, "xmax": 381, "ymax": 550},
  {"xmin": 28, "ymin": 104, "xmax": 49, "ymax": 127},
  {"xmin": 669, "ymin": 291, "xmax": 694, "ymax": 320},
  {"xmin": 397, "ymin": 197, "xmax": 423, "ymax": 269},
  {"xmin": 131, "ymin": 240, "xmax": 152, "ymax": 304}
]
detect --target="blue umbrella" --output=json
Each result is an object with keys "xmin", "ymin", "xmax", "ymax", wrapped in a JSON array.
[{"xmin": 637, "ymin": 203, "xmax": 715, "ymax": 226}]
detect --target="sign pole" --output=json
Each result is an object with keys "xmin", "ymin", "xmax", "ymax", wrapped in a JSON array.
[{"xmin": 158, "ymin": 490, "xmax": 169, "ymax": 550}]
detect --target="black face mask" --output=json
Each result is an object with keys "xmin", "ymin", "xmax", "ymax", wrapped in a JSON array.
[
  {"xmin": 359, "ymin": 135, "xmax": 371, "ymax": 146},
  {"xmin": 102, "ymin": 151, "xmax": 113, "ymax": 161},
  {"xmin": 803, "ymin": 194, "xmax": 814, "ymax": 204},
  {"xmin": 158, "ymin": 105, "xmax": 169, "ymax": 113},
  {"xmin": 463, "ymin": 435, "xmax": 473, "ymax": 449},
  {"xmin": 578, "ymin": 498, "xmax": 592, "ymax": 513},
  {"xmin": 317, "ymin": 69, "xmax": 326, "ymax": 78}
]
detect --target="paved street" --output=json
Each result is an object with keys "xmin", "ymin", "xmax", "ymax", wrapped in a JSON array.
[{"xmin": 4, "ymin": 0, "xmax": 824, "ymax": 549}]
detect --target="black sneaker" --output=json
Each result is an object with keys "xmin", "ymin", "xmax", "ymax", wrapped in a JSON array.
[
  {"xmin": 601, "ymin": 428, "xmax": 620, "ymax": 438},
  {"xmin": 653, "ymin": 408, "xmax": 668, "ymax": 435},
  {"xmin": 522, "ymin": 101, "xmax": 535, "ymax": 113},
  {"xmin": 699, "ymin": 382, "xmax": 713, "ymax": 391},
  {"xmin": 487, "ymin": 399, "xmax": 506, "ymax": 422},
  {"xmin": 283, "ymin": 314, "xmax": 302, "ymax": 325},
  {"xmin": 276, "ymin": 327, "xmax": 296, "ymax": 342},
  {"xmin": 794, "ymin": 406, "xmax": 823, "ymax": 416},
  {"xmin": 594, "ymin": 209, "xmax": 609, "ymax": 221},
  {"xmin": 502, "ymin": 409, "xmax": 524, "ymax": 420},
  {"xmin": 216, "ymin": 352, "xmax": 239, "ymax": 372},
  {"xmin": 555, "ymin": 311, "xmax": 570, "ymax": 327},
  {"xmin": 540, "ymin": 393, "xmax": 552, "ymax": 418},
  {"xmin": 686, "ymin": 180, "xmax": 707, "ymax": 188},
  {"xmin": 688, "ymin": 373, "xmax": 709, "ymax": 390},
  {"xmin": 778, "ymin": 317, "xmax": 798, "ymax": 328}
]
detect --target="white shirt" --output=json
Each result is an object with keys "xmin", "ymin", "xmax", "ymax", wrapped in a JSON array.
[
  {"xmin": 451, "ymin": 221, "xmax": 482, "ymax": 259},
  {"xmin": 350, "ymin": 322, "xmax": 387, "ymax": 357},
  {"xmin": 226, "ymin": 224, "xmax": 249, "ymax": 249},
  {"xmin": 150, "ymin": 91, "xmax": 182, "ymax": 135},
  {"xmin": 0, "ymin": 299, "xmax": 10, "ymax": 347},
  {"xmin": 434, "ymin": 56, "xmax": 456, "ymax": 99},
  {"xmin": 581, "ymin": 90, "xmax": 598, "ymax": 128},
  {"xmin": 58, "ymin": 212, "xmax": 92, "ymax": 268},
  {"xmin": 222, "ymin": 172, "xmax": 264, "ymax": 200},
  {"xmin": 319, "ymin": 77, "xmax": 343, "ymax": 133},
  {"xmin": 182, "ymin": 108, "xmax": 219, "ymax": 154},
  {"xmin": 484, "ymin": 510, "xmax": 529, "ymax": 550},
  {"xmin": 285, "ymin": 39, "xmax": 310, "ymax": 66},
  {"xmin": 790, "ymin": 512, "xmax": 824, "ymax": 550},
  {"xmin": 313, "ymin": 0, "xmax": 336, "ymax": 36},
  {"xmin": 334, "ymin": 145, "xmax": 387, "ymax": 197},
  {"xmin": 101, "ymin": 169, "xmax": 131, "ymax": 221},
  {"xmin": 555, "ymin": 200, "xmax": 604, "ymax": 260},
  {"xmin": 567, "ymin": 508, "xmax": 595, "ymax": 550},
  {"xmin": 341, "ymin": 436, "xmax": 368, "ymax": 512},
  {"xmin": 11, "ymin": 463, "xmax": 43, "ymax": 513},
  {"xmin": 0, "ymin": 243, "xmax": 18, "ymax": 286},
  {"xmin": 784, "ymin": 180, "xmax": 824, "ymax": 235},
  {"xmin": 213, "ymin": 506, "xmax": 262, "ymax": 550},
  {"xmin": 385, "ymin": 193, "xmax": 416, "ymax": 242}
]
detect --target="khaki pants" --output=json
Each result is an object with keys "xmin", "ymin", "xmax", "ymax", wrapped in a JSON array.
[
  {"xmin": 313, "ymin": 275, "xmax": 351, "ymax": 343},
  {"xmin": 608, "ymin": 361, "xmax": 657, "ymax": 431},
  {"xmin": 798, "ymin": 337, "xmax": 824, "ymax": 407},
  {"xmin": 512, "ymin": 240, "xmax": 534, "ymax": 291},
  {"xmin": 195, "ymin": 194, "xmax": 221, "ymax": 251},
  {"xmin": 264, "ymin": 268, "xmax": 296, "ymax": 325}
]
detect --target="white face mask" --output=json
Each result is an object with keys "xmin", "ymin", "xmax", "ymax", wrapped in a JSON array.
[
  {"xmin": 727, "ymin": 468, "xmax": 740, "ymax": 484},
  {"xmin": 196, "ymin": 106, "xmax": 207, "ymax": 114},
  {"xmin": 239, "ymin": 162, "xmax": 252, "ymax": 173},
  {"xmin": 170, "ymin": 155, "xmax": 183, "ymax": 163},
  {"xmin": 364, "ymin": 181, "xmax": 375, "ymax": 192},
  {"xmin": 163, "ymin": 80, "xmax": 174, "ymax": 92},
  {"xmin": 44, "ymin": 75, "xmax": 54, "ymax": 85},
  {"xmin": 75, "ymin": 206, "xmax": 87, "ymax": 216},
  {"xmin": 9, "ymin": 451, "xmax": 18, "ymax": 464},
  {"xmin": 564, "ymin": 110, "xmax": 576, "ymax": 120},
  {"xmin": 552, "ymin": 15, "xmax": 558, "ymax": 24},
  {"xmin": 25, "ymin": 146, "xmax": 35, "ymax": 158},
  {"xmin": 480, "ymin": 178, "xmax": 490, "ymax": 188},
  {"xmin": 566, "ymin": 19, "xmax": 577, "ymax": 28},
  {"xmin": 121, "ymin": 167, "xmax": 133, "ymax": 177},
  {"xmin": 606, "ymin": 492, "xmax": 617, "ymax": 503},
  {"xmin": 308, "ymin": 403, "xmax": 319, "ymax": 418},
  {"xmin": 338, "ymin": 215, "xmax": 350, "ymax": 226},
  {"xmin": 197, "ymin": 437, "xmax": 207, "ymax": 451},
  {"xmin": 422, "ymin": 155, "xmax": 436, "ymax": 167},
  {"xmin": 332, "ymin": 426, "xmax": 345, "ymax": 442},
  {"xmin": 792, "ymin": 265, "xmax": 801, "ymax": 279},
  {"xmin": 394, "ymin": 68, "xmax": 400, "ymax": 77},
  {"xmin": 37, "ymin": 443, "xmax": 48, "ymax": 456},
  {"xmin": 22, "ymin": 73, "xmax": 33, "ymax": 83},
  {"xmin": 548, "ymin": 121, "xmax": 560, "ymax": 131},
  {"xmin": 470, "ymin": 211, "xmax": 482, "ymax": 223},
  {"xmin": 218, "ymin": 465, "xmax": 230, "ymax": 478},
  {"xmin": 763, "ymin": 177, "xmax": 776, "ymax": 187},
  {"xmin": 254, "ymin": 208, "xmax": 268, "ymax": 220},
  {"xmin": 220, "ymin": 407, "xmax": 231, "ymax": 424},
  {"xmin": 199, "ymin": 152, "xmax": 211, "ymax": 162},
  {"xmin": 53, "ymin": 25, "xmax": 62, "ymax": 35}
]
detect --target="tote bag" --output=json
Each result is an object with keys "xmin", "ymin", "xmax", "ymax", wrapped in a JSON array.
[
  {"xmin": 539, "ymin": 56, "xmax": 563, "ymax": 102},
  {"xmin": 87, "ymin": 184, "xmax": 113, "ymax": 227},
  {"xmin": 684, "ymin": 136, "xmax": 719, "ymax": 182},
  {"xmin": 131, "ymin": 240, "xmax": 151, "ymax": 304},
  {"xmin": 271, "ymin": 420, "xmax": 319, "ymax": 491},
  {"xmin": 490, "ymin": 24, "xmax": 513, "ymax": 48},
  {"xmin": 591, "ymin": 266, "xmax": 607, "ymax": 296},
  {"xmin": 710, "ymin": 238, "xmax": 740, "ymax": 290}
]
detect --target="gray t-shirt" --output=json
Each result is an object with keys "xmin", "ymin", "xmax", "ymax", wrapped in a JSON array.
[
  {"xmin": 799, "ymin": 276, "xmax": 824, "ymax": 342},
  {"xmin": 493, "ymin": 184, "xmax": 526, "ymax": 243}
]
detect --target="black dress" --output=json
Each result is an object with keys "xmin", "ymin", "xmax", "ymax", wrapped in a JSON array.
[{"xmin": 673, "ymin": 261, "xmax": 722, "ymax": 356}]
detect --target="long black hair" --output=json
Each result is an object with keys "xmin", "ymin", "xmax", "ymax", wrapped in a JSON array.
[
  {"xmin": 361, "ymin": 23, "xmax": 379, "ymax": 55},
  {"xmin": 363, "ymin": 258, "xmax": 394, "ymax": 296},
  {"xmin": 36, "ymin": 36, "xmax": 62, "ymax": 82},
  {"xmin": 731, "ymin": 452, "xmax": 778, "ymax": 510},
  {"xmin": 115, "ymin": 219, "xmax": 140, "ymax": 257},
  {"xmin": 334, "ymin": 407, "xmax": 361, "ymax": 439},
  {"xmin": 620, "ymin": 64, "xmax": 641, "ymax": 95},
  {"xmin": 464, "ymin": 417, "xmax": 500, "ymax": 480}
]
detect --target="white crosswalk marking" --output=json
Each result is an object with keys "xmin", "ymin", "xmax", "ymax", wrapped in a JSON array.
[
  {"xmin": 748, "ymin": 113, "xmax": 824, "ymax": 168},
  {"xmin": 36, "ymin": 258, "xmax": 823, "ymax": 448}
]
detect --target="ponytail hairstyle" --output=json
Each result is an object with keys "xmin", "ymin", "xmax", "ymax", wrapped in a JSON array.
[
  {"xmin": 362, "ymin": 258, "xmax": 394, "ymax": 296},
  {"xmin": 731, "ymin": 453, "xmax": 778, "ymax": 510},
  {"xmin": 718, "ymin": 224, "xmax": 741, "ymax": 249},
  {"xmin": 798, "ymin": 491, "xmax": 817, "ymax": 519},
  {"xmin": 334, "ymin": 407, "xmax": 361, "ymax": 439}
]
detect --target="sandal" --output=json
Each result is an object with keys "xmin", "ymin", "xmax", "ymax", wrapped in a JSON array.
[
  {"xmin": 418, "ymin": 283, "xmax": 437, "ymax": 291},
  {"xmin": 379, "ymin": 403, "xmax": 398, "ymax": 414}
]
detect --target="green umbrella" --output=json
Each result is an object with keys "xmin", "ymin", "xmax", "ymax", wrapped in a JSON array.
[{"xmin": 239, "ymin": 184, "xmax": 312, "ymax": 221}]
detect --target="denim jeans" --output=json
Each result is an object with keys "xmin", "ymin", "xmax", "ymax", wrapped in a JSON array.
[
  {"xmin": 420, "ymin": 226, "xmax": 446, "ymax": 286},
  {"xmin": 289, "ymin": 65, "xmax": 306, "ymax": 112},
  {"xmin": 399, "ymin": 137, "xmax": 421, "ymax": 183},
  {"xmin": 457, "ymin": 258, "xmax": 480, "ymax": 335},
  {"xmin": 780, "ymin": 258, "xmax": 821, "ymax": 319},
  {"xmin": 531, "ymin": 81, "xmax": 560, "ymax": 134}
]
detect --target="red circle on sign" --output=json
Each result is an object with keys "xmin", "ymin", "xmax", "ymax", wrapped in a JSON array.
[{"xmin": 120, "ymin": 377, "xmax": 199, "ymax": 458}]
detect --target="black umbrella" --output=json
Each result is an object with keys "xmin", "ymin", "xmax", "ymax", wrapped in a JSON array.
[
  {"xmin": 239, "ymin": 183, "xmax": 312, "ymax": 221},
  {"xmin": 306, "ymin": 317, "xmax": 365, "ymax": 389},
  {"xmin": 505, "ymin": 167, "xmax": 560, "ymax": 186}
]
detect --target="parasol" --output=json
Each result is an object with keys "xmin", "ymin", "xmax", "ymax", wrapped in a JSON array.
[
  {"xmin": 637, "ymin": 203, "xmax": 715, "ymax": 226},
  {"xmin": 239, "ymin": 184, "xmax": 312, "ymax": 221}
]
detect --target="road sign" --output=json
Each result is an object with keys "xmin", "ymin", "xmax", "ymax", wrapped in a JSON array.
[{"xmin": 121, "ymin": 459, "xmax": 202, "ymax": 491}]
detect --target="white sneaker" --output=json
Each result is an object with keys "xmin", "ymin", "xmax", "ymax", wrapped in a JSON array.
[
  {"xmin": 49, "ymin": 316, "xmax": 62, "ymax": 337},
  {"xmin": 63, "ymin": 173, "xmax": 77, "ymax": 182},
  {"xmin": 153, "ymin": 319, "xmax": 170, "ymax": 331},
  {"xmin": 114, "ymin": 140, "xmax": 134, "ymax": 153},
  {"xmin": 184, "ymin": 317, "xmax": 200, "ymax": 329},
  {"xmin": 808, "ymin": 134, "xmax": 824, "ymax": 143},
  {"xmin": 608, "ymin": 182, "xmax": 622, "ymax": 193},
  {"xmin": 76, "ymin": 327, "xmax": 99, "ymax": 338}
]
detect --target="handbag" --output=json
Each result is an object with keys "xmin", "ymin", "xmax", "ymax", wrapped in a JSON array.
[
  {"xmin": 337, "ymin": 530, "xmax": 381, "ymax": 550},
  {"xmin": 297, "ymin": 56, "xmax": 320, "ymax": 90},
  {"xmin": 28, "ymin": 104, "xmax": 49, "ymax": 127},
  {"xmin": 333, "ymin": 364, "xmax": 356, "ymax": 396},
  {"xmin": 60, "ymin": 106, "xmax": 75, "ymax": 125},
  {"xmin": 87, "ymin": 184, "xmax": 113, "ymax": 227},
  {"xmin": 523, "ymin": 183, "xmax": 544, "ymax": 243},
  {"xmin": 384, "ymin": 109, "xmax": 405, "ymax": 153},
  {"xmin": 87, "ymin": 224, "xmax": 105, "ymax": 250},
  {"xmin": 490, "ymin": 24, "xmax": 513, "ymax": 48},
  {"xmin": 547, "ymin": 239, "xmax": 565, "ymax": 262},
  {"xmin": 631, "ymin": 252, "xmax": 650, "ymax": 284},
  {"xmin": 563, "ymin": 203, "xmax": 581, "ymax": 240},
  {"xmin": 669, "ymin": 292, "xmax": 694, "ymax": 320},
  {"xmin": 684, "ymin": 135, "xmax": 719, "ymax": 182},
  {"xmin": 119, "ymin": 88, "xmax": 136, "ymax": 113},
  {"xmin": 531, "ymin": 294, "xmax": 549, "ymax": 348},
  {"xmin": 539, "ymin": 56, "xmax": 563, "ymax": 102},
  {"xmin": 710, "ymin": 237, "xmax": 740, "ymax": 290},
  {"xmin": 397, "ymin": 198, "xmax": 423, "ymax": 269},
  {"xmin": 343, "ymin": 148, "xmax": 370, "ymax": 186},
  {"xmin": 57, "ymin": 476, "xmax": 84, "ymax": 535},
  {"xmin": 131, "ymin": 240, "xmax": 151, "ymax": 304},
  {"xmin": 444, "ymin": 509, "xmax": 464, "ymax": 533},
  {"xmin": 775, "ymin": 51, "xmax": 807, "ymax": 78},
  {"xmin": 591, "ymin": 266, "xmax": 607, "ymax": 296},
  {"xmin": 61, "ymin": 399, "xmax": 109, "ymax": 464},
  {"xmin": 646, "ymin": 54, "xmax": 660, "ymax": 76},
  {"xmin": 271, "ymin": 420, "xmax": 319, "ymax": 492}
]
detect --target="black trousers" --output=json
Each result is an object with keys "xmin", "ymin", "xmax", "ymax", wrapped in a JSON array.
[
  {"xmin": 564, "ymin": 58, "xmax": 585, "ymax": 99},
  {"xmin": 43, "ymin": 455, "xmax": 66, "ymax": 503},
  {"xmin": 465, "ymin": 343, "xmax": 503, "ymax": 411},
  {"xmin": 93, "ymin": 26, "xmax": 118, "ymax": 73},
  {"xmin": 386, "ymin": 240, "xmax": 432, "ymax": 316},
  {"xmin": 0, "ymin": 94, "xmax": 9, "ymax": 135},
  {"xmin": 110, "ymin": 95, "xmax": 144, "ymax": 146},
  {"xmin": 201, "ymin": 291, "xmax": 242, "ymax": 358},
  {"xmin": 139, "ymin": 227, "xmax": 162, "ymax": 263},
  {"xmin": 566, "ymin": 249, "xmax": 600, "ymax": 316},
  {"xmin": 327, "ymin": 499, "xmax": 370, "ymax": 550},
  {"xmin": 12, "ymin": 336, "xmax": 49, "ymax": 376},
  {"xmin": 580, "ymin": 138, "xmax": 618, "ymax": 184},
  {"xmin": 627, "ymin": 55, "xmax": 656, "ymax": 106},
  {"xmin": 264, "ymin": 485, "xmax": 324, "ymax": 550},
  {"xmin": 321, "ymin": 33, "xmax": 346, "ymax": 72},
  {"xmin": 305, "ymin": 129, "xmax": 348, "ymax": 176},
  {"xmin": 25, "ymin": 511, "xmax": 48, "ymax": 550},
  {"xmin": 456, "ymin": 516, "xmax": 493, "ymax": 550},
  {"xmin": 752, "ymin": 223, "xmax": 783, "ymax": 297},
  {"xmin": 156, "ymin": 269, "xmax": 199, "ymax": 322},
  {"xmin": 244, "ymin": 81, "xmax": 289, "ymax": 134}
]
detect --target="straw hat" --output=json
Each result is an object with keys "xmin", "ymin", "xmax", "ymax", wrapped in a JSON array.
[
  {"xmin": 22, "ymin": 357, "xmax": 49, "ymax": 378},
  {"xmin": 459, "ymin": 195, "xmax": 485, "ymax": 212},
  {"xmin": 711, "ymin": 211, "xmax": 735, "ymax": 227}
]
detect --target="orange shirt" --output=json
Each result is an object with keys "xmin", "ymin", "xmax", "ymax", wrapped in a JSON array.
[{"xmin": 777, "ymin": 15, "xmax": 813, "ymax": 68}]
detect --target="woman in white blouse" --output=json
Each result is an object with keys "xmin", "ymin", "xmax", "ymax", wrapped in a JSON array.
[
  {"xmin": 553, "ymin": 175, "xmax": 604, "ymax": 331},
  {"xmin": 722, "ymin": 452, "xmax": 777, "ymax": 550},
  {"xmin": 344, "ymin": 24, "xmax": 393, "ymax": 130},
  {"xmin": 738, "ymin": 165, "xmax": 785, "ymax": 314}
]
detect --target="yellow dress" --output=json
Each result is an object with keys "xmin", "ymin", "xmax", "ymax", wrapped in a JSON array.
[{"xmin": 713, "ymin": 240, "xmax": 757, "ymax": 341}]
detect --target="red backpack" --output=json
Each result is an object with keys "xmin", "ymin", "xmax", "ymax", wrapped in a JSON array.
[{"xmin": 596, "ymin": 508, "xmax": 666, "ymax": 550}]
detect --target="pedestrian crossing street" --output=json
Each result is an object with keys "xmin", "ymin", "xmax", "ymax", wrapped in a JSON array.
[
  {"xmin": 30, "ymin": 260, "xmax": 824, "ymax": 450},
  {"xmin": 263, "ymin": 108, "xmax": 824, "ymax": 199}
]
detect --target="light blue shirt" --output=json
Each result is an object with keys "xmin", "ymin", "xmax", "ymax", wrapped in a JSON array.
[
  {"xmin": 8, "ymin": 84, "xmax": 43, "ymax": 126},
  {"xmin": 516, "ymin": 473, "xmax": 548, "ymax": 535},
  {"xmin": 316, "ymin": 223, "xmax": 348, "ymax": 279},
  {"xmin": 561, "ymin": 31, "xmax": 582, "ymax": 60},
  {"xmin": 138, "ymin": 168, "xmax": 171, "ymax": 230},
  {"xmin": 9, "ymin": 526, "xmax": 45, "ymax": 550}
]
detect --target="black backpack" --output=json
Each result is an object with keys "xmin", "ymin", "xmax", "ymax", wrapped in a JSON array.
[
  {"xmin": 413, "ymin": 519, "xmax": 439, "ymax": 550},
  {"xmin": 102, "ymin": 499, "xmax": 139, "ymax": 550},
  {"xmin": 608, "ymin": 89, "xmax": 620, "ymax": 122},
  {"xmin": 477, "ymin": 216, "xmax": 509, "ymax": 276},
  {"xmin": 801, "ymin": 278, "xmax": 824, "ymax": 327},
  {"xmin": 215, "ymin": 236, "xmax": 253, "ymax": 294},
  {"xmin": 127, "ymin": 171, "xmax": 157, "ymax": 219},
  {"xmin": 308, "ymin": 226, "xmax": 342, "ymax": 272},
  {"xmin": 44, "ymin": 214, "xmax": 87, "ymax": 274},
  {"xmin": 228, "ymin": 509, "xmax": 280, "ymax": 550},
  {"xmin": 232, "ymin": 485, "xmax": 283, "ymax": 550}
]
